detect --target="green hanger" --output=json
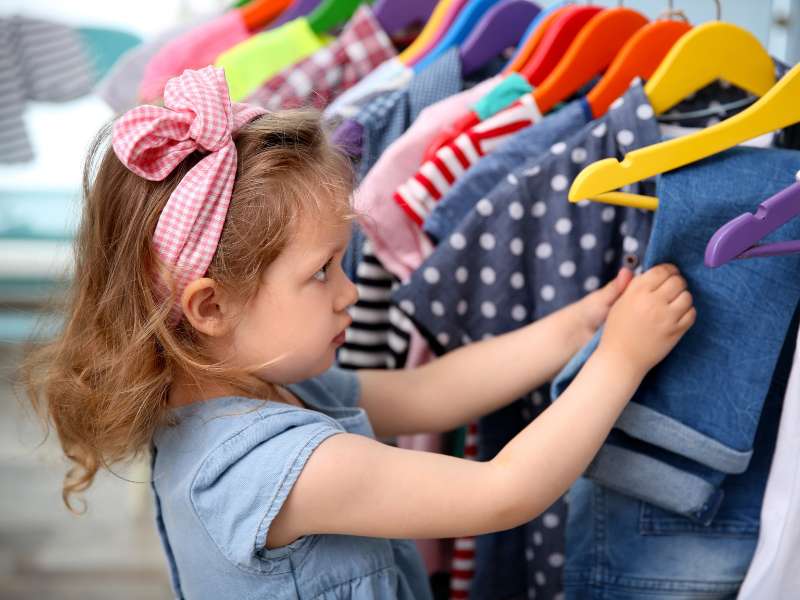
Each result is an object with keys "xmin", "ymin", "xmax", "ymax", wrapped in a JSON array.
[{"xmin": 307, "ymin": 0, "xmax": 363, "ymax": 34}]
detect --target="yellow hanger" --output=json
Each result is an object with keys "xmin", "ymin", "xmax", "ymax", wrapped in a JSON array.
[
  {"xmin": 398, "ymin": 0, "xmax": 458, "ymax": 64},
  {"xmin": 569, "ymin": 21, "xmax": 777, "ymax": 210}
]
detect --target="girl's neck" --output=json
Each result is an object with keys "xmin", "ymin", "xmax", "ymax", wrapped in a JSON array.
[{"xmin": 167, "ymin": 371, "xmax": 305, "ymax": 409}]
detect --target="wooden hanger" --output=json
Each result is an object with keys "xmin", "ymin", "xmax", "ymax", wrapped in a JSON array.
[
  {"xmin": 531, "ymin": 7, "xmax": 648, "ymax": 114},
  {"xmin": 568, "ymin": 21, "xmax": 779, "ymax": 210},
  {"xmin": 519, "ymin": 5, "xmax": 602, "ymax": 85},
  {"xmin": 242, "ymin": 0, "xmax": 293, "ymax": 31},
  {"xmin": 503, "ymin": 3, "xmax": 572, "ymax": 74},
  {"xmin": 586, "ymin": 18, "xmax": 691, "ymax": 118},
  {"xmin": 460, "ymin": 0, "xmax": 541, "ymax": 77}
]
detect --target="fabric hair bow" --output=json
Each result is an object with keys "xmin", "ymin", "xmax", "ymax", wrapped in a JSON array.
[{"xmin": 112, "ymin": 66, "xmax": 266, "ymax": 321}]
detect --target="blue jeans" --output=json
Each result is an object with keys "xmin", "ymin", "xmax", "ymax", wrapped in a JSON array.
[
  {"xmin": 564, "ymin": 319, "xmax": 796, "ymax": 599},
  {"xmin": 552, "ymin": 147, "xmax": 800, "ymax": 521}
]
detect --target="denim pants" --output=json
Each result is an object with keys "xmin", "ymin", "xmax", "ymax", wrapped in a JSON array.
[
  {"xmin": 564, "ymin": 311, "xmax": 797, "ymax": 599},
  {"xmin": 552, "ymin": 147, "xmax": 800, "ymax": 521}
]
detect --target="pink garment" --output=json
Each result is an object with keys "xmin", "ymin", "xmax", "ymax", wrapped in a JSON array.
[
  {"xmin": 354, "ymin": 75, "xmax": 502, "ymax": 282},
  {"xmin": 140, "ymin": 11, "xmax": 251, "ymax": 103}
]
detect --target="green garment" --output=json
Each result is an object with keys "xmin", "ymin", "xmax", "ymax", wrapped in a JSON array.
[{"xmin": 215, "ymin": 17, "xmax": 329, "ymax": 100}]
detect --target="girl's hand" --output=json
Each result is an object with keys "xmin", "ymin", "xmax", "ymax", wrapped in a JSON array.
[
  {"xmin": 574, "ymin": 268, "xmax": 634, "ymax": 345},
  {"xmin": 598, "ymin": 263, "xmax": 696, "ymax": 377}
]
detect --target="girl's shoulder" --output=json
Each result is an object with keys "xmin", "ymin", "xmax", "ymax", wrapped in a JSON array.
[{"xmin": 151, "ymin": 367, "xmax": 361, "ymax": 572}]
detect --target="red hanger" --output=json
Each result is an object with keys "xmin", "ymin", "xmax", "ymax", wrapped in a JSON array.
[
  {"xmin": 532, "ymin": 7, "xmax": 648, "ymax": 114},
  {"xmin": 242, "ymin": 0, "xmax": 293, "ymax": 32},
  {"xmin": 421, "ymin": 3, "xmax": 568, "ymax": 162},
  {"xmin": 586, "ymin": 18, "xmax": 691, "ymax": 118},
  {"xmin": 520, "ymin": 5, "xmax": 603, "ymax": 86},
  {"xmin": 503, "ymin": 4, "xmax": 574, "ymax": 74}
]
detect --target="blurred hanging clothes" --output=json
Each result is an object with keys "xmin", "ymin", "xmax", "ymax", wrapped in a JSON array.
[
  {"xmin": 77, "ymin": 27, "xmax": 141, "ymax": 81},
  {"xmin": 215, "ymin": 17, "xmax": 332, "ymax": 101},
  {"xmin": 246, "ymin": 5, "xmax": 396, "ymax": 111},
  {"xmin": 139, "ymin": 10, "xmax": 253, "ymax": 102},
  {"xmin": 0, "ymin": 16, "xmax": 96, "ymax": 164},
  {"xmin": 96, "ymin": 13, "xmax": 219, "ymax": 113}
]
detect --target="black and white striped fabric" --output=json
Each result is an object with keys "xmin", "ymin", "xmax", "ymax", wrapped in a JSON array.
[
  {"xmin": 338, "ymin": 239, "xmax": 414, "ymax": 371},
  {"xmin": 0, "ymin": 16, "xmax": 95, "ymax": 163}
]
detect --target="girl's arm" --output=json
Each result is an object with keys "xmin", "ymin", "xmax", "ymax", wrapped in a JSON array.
[
  {"xmin": 268, "ymin": 264, "xmax": 695, "ymax": 547},
  {"xmin": 358, "ymin": 269, "xmax": 632, "ymax": 439}
]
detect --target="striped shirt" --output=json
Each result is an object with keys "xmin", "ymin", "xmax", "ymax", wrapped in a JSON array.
[
  {"xmin": 338, "ymin": 239, "xmax": 412, "ymax": 371},
  {"xmin": 393, "ymin": 94, "xmax": 542, "ymax": 227},
  {"xmin": 0, "ymin": 16, "xmax": 95, "ymax": 163}
]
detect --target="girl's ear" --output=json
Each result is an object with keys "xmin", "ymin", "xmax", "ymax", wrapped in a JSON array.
[{"xmin": 181, "ymin": 278, "xmax": 237, "ymax": 337}]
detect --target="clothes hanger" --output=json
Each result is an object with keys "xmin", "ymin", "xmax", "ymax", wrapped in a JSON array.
[
  {"xmin": 531, "ymin": 6, "xmax": 648, "ymax": 114},
  {"xmin": 421, "ymin": 2, "xmax": 565, "ymax": 161},
  {"xmin": 519, "ymin": 5, "xmax": 603, "ymax": 86},
  {"xmin": 585, "ymin": 10, "xmax": 691, "ymax": 118},
  {"xmin": 373, "ymin": 0, "xmax": 439, "ymax": 38},
  {"xmin": 460, "ymin": 0, "xmax": 542, "ymax": 77},
  {"xmin": 568, "ymin": 17, "xmax": 780, "ymax": 211},
  {"xmin": 307, "ymin": 0, "xmax": 363, "ymax": 35},
  {"xmin": 269, "ymin": 0, "xmax": 322, "ymax": 29},
  {"xmin": 503, "ymin": 2, "xmax": 572, "ymax": 74},
  {"xmin": 242, "ymin": 0, "xmax": 293, "ymax": 31},
  {"xmin": 401, "ymin": 0, "xmax": 467, "ymax": 65},
  {"xmin": 706, "ymin": 181, "xmax": 800, "ymax": 267},
  {"xmin": 413, "ymin": 0, "xmax": 502, "ymax": 72}
]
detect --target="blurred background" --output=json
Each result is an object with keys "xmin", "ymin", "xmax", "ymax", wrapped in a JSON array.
[{"xmin": 0, "ymin": 0, "xmax": 798, "ymax": 598}]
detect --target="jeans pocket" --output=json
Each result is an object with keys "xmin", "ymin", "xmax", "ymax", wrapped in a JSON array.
[{"xmin": 639, "ymin": 501, "xmax": 759, "ymax": 537}]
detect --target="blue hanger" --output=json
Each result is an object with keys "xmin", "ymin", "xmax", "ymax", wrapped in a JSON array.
[
  {"xmin": 705, "ymin": 180, "xmax": 800, "ymax": 267},
  {"xmin": 459, "ymin": 0, "xmax": 541, "ymax": 77},
  {"xmin": 413, "ymin": 0, "xmax": 502, "ymax": 72}
]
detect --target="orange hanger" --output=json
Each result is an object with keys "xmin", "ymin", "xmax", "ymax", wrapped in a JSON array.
[
  {"xmin": 586, "ymin": 18, "xmax": 691, "ymax": 118},
  {"xmin": 520, "ymin": 5, "xmax": 603, "ymax": 85},
  {"xmin": 503, "ymin": 5, "xmax": 573, "ymax": 74},
  {"xmin": 532, "ymin": 7, "xmax": 648, "ymax": 114},
  {"xmin": 242, "ymin": 0, "xmax": 293, "ymax": 31}
]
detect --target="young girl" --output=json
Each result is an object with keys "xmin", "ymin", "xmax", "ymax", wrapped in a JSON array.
[{"xmin": 24, "ymin": 67, "xmax": 695, "ymax": 600}]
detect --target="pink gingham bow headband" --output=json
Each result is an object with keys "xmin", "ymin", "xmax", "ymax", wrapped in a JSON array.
[{"xmin": 112, "ymin": 66, "xmax": 266, "ymax": 320}]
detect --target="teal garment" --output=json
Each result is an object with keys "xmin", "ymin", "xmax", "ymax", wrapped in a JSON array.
[
  {"xmin": 152, "ymin": 367, "xmax": 433, "ymax": 600},
  {"xmin": 77, "ymin": 27, "xmax": 141, "ymax": 80},
  {"xmin": 470, "ymin": 72, "xmax": 532, "ymax": 121}
]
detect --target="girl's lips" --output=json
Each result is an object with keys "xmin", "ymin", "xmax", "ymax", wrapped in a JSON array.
[{"xmin": 332, "ymin": 330, "xmax": 346, "ymax": 345}]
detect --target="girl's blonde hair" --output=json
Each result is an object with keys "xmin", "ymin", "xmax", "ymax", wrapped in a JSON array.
[{"xmin": 22, "ymin": 109, "xmax": 355, "ymax": 512}]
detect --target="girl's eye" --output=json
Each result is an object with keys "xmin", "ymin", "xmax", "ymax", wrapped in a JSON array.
[{"xmin": 313, "ymin": 257, "xmax": 333, "ymax": 282}]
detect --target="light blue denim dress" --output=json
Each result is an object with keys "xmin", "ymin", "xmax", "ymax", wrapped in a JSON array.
[{"xmin": 151, "ymin": 367, "xmax": 432, "ymax": 600}]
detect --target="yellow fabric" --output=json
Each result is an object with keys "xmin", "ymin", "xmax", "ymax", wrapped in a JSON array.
[{"xmin": 216, "ymin": 18, "xmax": 329, "ymax": 100}]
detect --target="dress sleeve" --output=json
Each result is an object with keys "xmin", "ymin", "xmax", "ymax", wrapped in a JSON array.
[{"xmin": 190, "ymin": 406, "xmax": 344, "ymax": 570}]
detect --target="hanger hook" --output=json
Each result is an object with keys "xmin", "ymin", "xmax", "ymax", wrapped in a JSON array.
[{"xmin": 714, "ymin": 0, "xmax": 722, "ymax": 20}]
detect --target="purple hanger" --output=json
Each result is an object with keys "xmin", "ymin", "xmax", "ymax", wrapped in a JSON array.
[
  {"xmin": 372, "ymin": 0, "xmax": 438, "ymax": 37},
  {"xmin": 705, "ymin": 180, "xmax": 800, "ymax": 268},
  {"xmin": 270, "ymin": 0, "xmax": 322, "ymax": 29},
  {"xmin": 460, "ymin": 0, "xmax": 542, "ymax": 77}
]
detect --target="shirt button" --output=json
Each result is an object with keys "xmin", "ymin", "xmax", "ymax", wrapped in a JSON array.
[{"xmin": 624, "ymin": 254, "xmax": 639, "ymax": 269}]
